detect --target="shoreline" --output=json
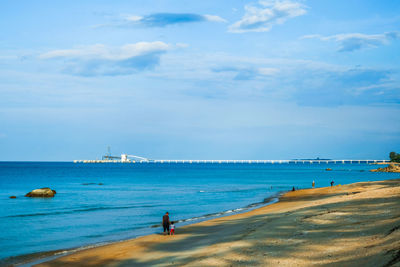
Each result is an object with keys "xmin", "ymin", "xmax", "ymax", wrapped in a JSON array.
[
  {"xmin": 25, "ymin": 179, "xmax": 400, "ymax": 266},
  {"xmin": 3, "ymin": 192, "xmax": 283, "ymax": 267}
]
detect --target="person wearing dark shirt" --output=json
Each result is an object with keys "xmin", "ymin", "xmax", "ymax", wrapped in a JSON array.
[{"xmin": 162, "ymin": 212, "xmax": 170, "ymax": 235}]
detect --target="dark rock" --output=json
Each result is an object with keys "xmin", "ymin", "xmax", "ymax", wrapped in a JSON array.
[
  {"xmin": 25, "ymin": 187, "xmax": 56, "ymax": 198},
  {"xmin": 98, "ymin": 183, "xmax": 103, "ymax": 185},
  {"xmin": 82, "ymin": 183, "xmax": 96, "ymax": 185},
  {"xmin": 326, "ymin": 168, "xmax": 332, "ymax": 171},
  {"xmin": 9, "ymin": 196, "xmax": 17, "ymax": 199}
]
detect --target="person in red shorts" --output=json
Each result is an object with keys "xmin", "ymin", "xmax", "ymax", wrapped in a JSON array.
[{"xmin": 170, "ymin": 221, "xmax": 175, "ymax": 235}]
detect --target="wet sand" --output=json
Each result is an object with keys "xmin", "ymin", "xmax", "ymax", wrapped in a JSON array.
[{"xmin": 37, "ymin": 179, "xmax": 400, "ymax": 267}]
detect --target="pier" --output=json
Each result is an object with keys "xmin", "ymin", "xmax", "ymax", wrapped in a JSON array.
[{"xmin": 74, "ymin": 154, "xmax": 390, "ymax": 164}]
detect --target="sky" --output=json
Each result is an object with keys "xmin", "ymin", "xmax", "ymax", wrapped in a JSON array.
[{"xmin": 0, "ymin": 0, "xmax": 399, "ymax": 161}]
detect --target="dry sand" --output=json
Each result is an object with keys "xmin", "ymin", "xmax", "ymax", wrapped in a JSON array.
[{"xmin": 37, "ymin": 179, "xmax": 400, "ymax": 267}]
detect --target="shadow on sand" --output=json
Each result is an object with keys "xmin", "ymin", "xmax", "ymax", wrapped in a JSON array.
[{"xmin": 37, "ymin": 179, "xmax": 400, "ymax": 267}]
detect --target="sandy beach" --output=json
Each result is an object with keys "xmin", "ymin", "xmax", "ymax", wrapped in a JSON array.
[{"xmin": 36, "ymin": 179, "xmax": 400, "ymax": 267}]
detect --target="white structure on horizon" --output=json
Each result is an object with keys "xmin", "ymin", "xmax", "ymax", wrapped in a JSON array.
[{"xmin": 121, "ymin": 154, "xmax": 129, "ymax": 162}]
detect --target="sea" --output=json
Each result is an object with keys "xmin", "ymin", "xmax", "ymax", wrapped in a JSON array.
[{"xmin": 0, "ymin": 162, "xmax": 398, "ymax": 264}]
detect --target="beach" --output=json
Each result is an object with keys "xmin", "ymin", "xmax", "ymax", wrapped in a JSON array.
[{"xmin": 35, "ymin": 179, "xmax": 400, "ymax": 267}]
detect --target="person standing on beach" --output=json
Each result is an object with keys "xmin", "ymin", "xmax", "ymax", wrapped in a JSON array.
[
  {"xmin": 162, "ymin": 212, "xmax": 170, "ymax": 235},
  {"xmin": 170, "ymin": 221, "xmax": 175, "ymax": 235},
  {"xmin": 330, "ymin": 180, "xmax": 334, "ymax": 187},
  {"xmin": 312, "ymin": 180, "xmax": 315, "ymax": 188}
]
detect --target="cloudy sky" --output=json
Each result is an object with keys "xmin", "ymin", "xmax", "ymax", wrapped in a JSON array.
[{"xmin": 1, "ymin": 0, "xmax": 399, "ymax": 161}]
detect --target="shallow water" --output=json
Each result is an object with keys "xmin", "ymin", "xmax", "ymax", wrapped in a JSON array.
[{"xmin": 0, "ymin": 162, "xmax": 398, "ymax": 260}]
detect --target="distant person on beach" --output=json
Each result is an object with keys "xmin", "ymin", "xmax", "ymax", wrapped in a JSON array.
[
  {"xmin": 292, "ymin": 186, "xmax": 296, "ymax": 191},
  {"xmin": 170, "ymin": 221, "xmax": 175, "ymax": 235},
  {"xmin": 162, "ymin": 212, "xmax": 170, "ymax": 235},
  {"xmin": 330, "ymin": 181, "xmax": 334, "ymax": 187},
  {"xmin": 312, "ymin": 180, "xmax": 315, "ymax": 188}
]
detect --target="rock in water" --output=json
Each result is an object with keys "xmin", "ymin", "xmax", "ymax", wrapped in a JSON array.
[
  {"xmin": 326, "ymin": 168, "xmax": 332, "ymax": 171},
  {"xmin": 370, "ymin": 163, "xmax": 400, "ymax": 173},
  {"xmin": 9, "ymin": 196, "xmax": 17, "ymax": 199},
  {"xmin": 25, "ymin": 188, "xmax": 56, "ymax": 198}
]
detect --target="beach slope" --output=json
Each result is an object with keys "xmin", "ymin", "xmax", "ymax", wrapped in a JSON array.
[{"xmin": 37, "ymin": 179, "xmax": 400, "ymax": 267}]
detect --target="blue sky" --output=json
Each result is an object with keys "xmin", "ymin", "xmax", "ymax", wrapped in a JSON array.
[{"xmin": 0, "ymin": 0, "xmax": 399, "ymax": 161}]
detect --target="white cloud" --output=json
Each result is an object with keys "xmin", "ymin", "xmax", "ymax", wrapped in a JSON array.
[
  {"xmin": 125, "ymin": 15, "xmax": 143, "ymax": 22},
  {"xmin": 210, "ymin": 65, "xmax": 278, "ymax": 81},
  {"xmin": 301, "ymin": 34, "xmax": 321, "ymax": 39},
  {"xmin": 155, "ymin": 51, "xmax": 398, "ymax": 106},
  {"xmin": 229, "ymin": 0, "xmax": 307, "ymax": 33},
  {"xmin": 203, "ymin": 15, "xmax": 227, "ymax": 23},
  {"xmin": 102, "ymin": 13, "xmax": 227, "ymax": 28},
  {"xmin": 39, "ymin": 42, "xmax": 171, "ymax": 76},
  {"xmin": 40, "ymin": 42, "xmax": 170, "ymax": 60},
  {"xmin": 302, "ymin": 31, "xmax": 400, "ymax": 52}
]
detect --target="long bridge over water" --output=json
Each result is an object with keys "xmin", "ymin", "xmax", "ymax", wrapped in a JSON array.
[{"xmin": 74, "ymin": 154, "xmax": 390, "ymax": 164}]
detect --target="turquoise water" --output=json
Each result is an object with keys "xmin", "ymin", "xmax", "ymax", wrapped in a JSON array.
[{"xmin": 0, "ymin": 162, "xmax": 398, "ymax": 261}]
